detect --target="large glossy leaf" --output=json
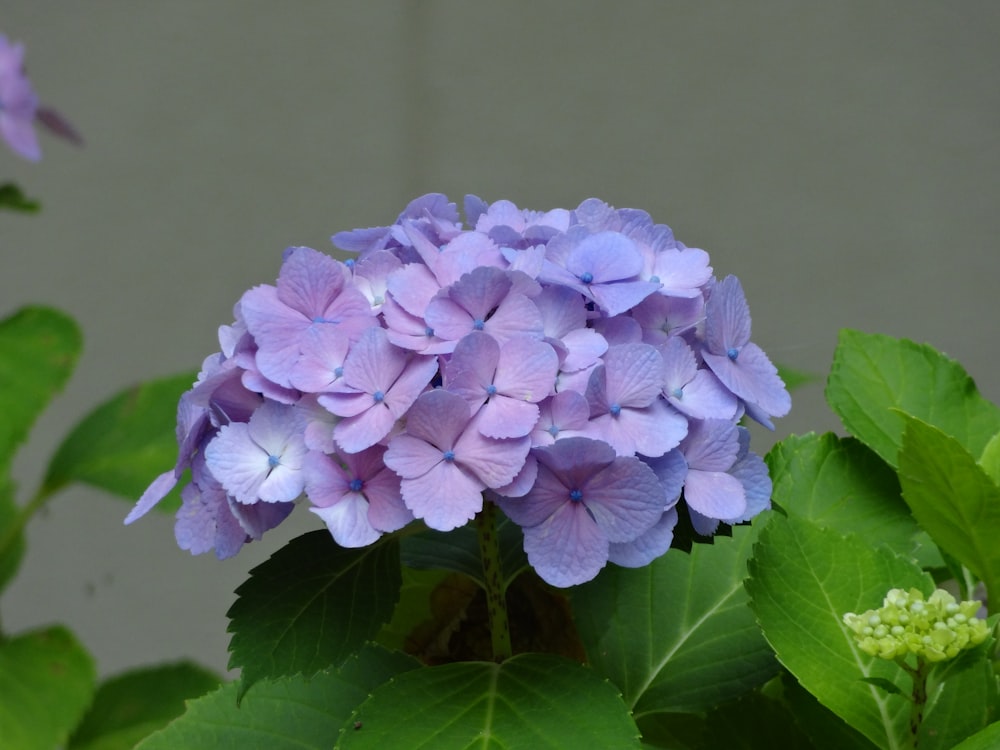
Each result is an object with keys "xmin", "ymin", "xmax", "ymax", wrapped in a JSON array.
[
  {"xmin": 337, "ymin": 654, "xmax": 642, "ymax": 749},
  {"xmin": 897, "ymin": 416, "xmax": 1000, "ymax": 613},
  {"xmin": 42, "ymin": 371, "xmax": 196, "ymax": 511},
  {"xmin": 826, "ymin": 330, "xmax": 1000, "ymax": 468},
  {"xmin": 0, "ymin": 305, "xmax": 82, "ymax": 473},
  {"xmin": 766, "ymin": 433, "xmax": 919, "ymax": 555},
  {"xmin": 0, "ymin": 625, "xmax": 96, "ymax": 750},
  {"xmin": 571, "ymin": 522, "xmax": 777, "ymax": 716},
  {"xmin": 228, "ymin": 530, "xmax": 402, "ymax": 701},
  {"xmin": 746, "ymin": 514, "xmax": 932, "ymax": 750},
  {"xmin": 137, "ymin": 645, "xmax": 418, "ymax": 750},
  {"xmin": 68, "ymin": 662, "xmax": 221, "ymax": 750}
]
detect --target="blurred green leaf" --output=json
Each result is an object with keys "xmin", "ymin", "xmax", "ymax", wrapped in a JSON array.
[
  {"xmin": 68, "ymin": 661, "xmax": 221, "ymax": 750},
  {"xmin": 228, "ymin": 531, "xmax": 401, "ymax": 702},
  {"xmin": 572, "ymin": 522, "xmax": 777, "ymax": 716},
  {"xmin": 0, "ymin": 306, "xmax": 82, "ymax": 475},
  {"xmin": 0, "ymin": 476, "xmax": 24, "ymax": 594},
  {"xmin": 826, "ymin": 330, "xmax": 1000, "ymax": 468},
  {"xmin": 0, "ymin": 625, "xmax": 96, "ymax": 750},
  {"xmin": 337, "ymin": 654, "xmax": 641, "ymax": 749},
  {"xmin": 136, "ymin": 645, "xmax": 418, "ymax": 750},
  {"xmin": 0, "ymin": 182, "xmax": 41, "ymax": 213},
  {"xmin": 897, "ymin": 416, "xmax": 1000, "ymax": 614},
  {"xmin": 746, "ymin": 515, "xmax": 931, "ymax": 750},
  {"xmin": 776, "ymin": 363, "xmax": 819, "ymax": 392},
  {"xmin": 42, "ymin": 371, "xmax": 196, "ymax": 512}
]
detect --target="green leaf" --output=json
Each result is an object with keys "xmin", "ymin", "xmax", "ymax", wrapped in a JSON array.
[
  {"xmin": 571, "ymin": 522, "xmax": 777, "ymax": 716},
  {"xmin": 137, "ymin": 644, "xmax": 418, "ymax": 750},
  {"xmin": 228, "ymin": 531, "xmax": 402, "ymax": 701},
  {"xmin": 337, "ymin": 654, "xmax": 642, "ymax": 749},
  {"xmin": 767, "ymin": 433, "xmax": 920, "ymax": 556},
  {"xmin": 67, "ymin": 661, "xmax": 221, "ymax": 750},
  {"xmin": 0, "ymin": 306, "xmax": 82, "ymax": 474},
  {"xmin": 920, "ymin": 659, "xmax": 999, "ymax": 749},
  {"xmin": 400, "ymin": 512, "xmax": 528, "ymax": 591},
  {"xmin": 952, "ymin": 721, "xmax": 1000, "ymax": 750},
  {"xmin": 780, "ymin": 672, "xmax": 879, "ymax": 750},
  {"xmin": 42, "ymin": 371, "xmax": 197, "ymax": 510},
  {"xmin": 825, "ymin": 330, "xmax": 1000, "ymax": 468},
  {"xmin": 0, "ymin": 476, "xmax": 24, "ymax": 593},
  {"xmin": 633, "ymin": 712, "xmax": 704, "ymax": 750},
  {"xmin": 776, "ymin": 363, "xmax": 820, "ymax": 392},
  {"xmin": 745, "ymin": 514, "xmax": 932, "ymax": 750},
  {"xmin": 897, "ymin": 415, "xmax": 1000, "ymax": 614},
  {"xmin": 0, "ymin": 625, "xmax": 96, "ymax": 750},
  {"xmin": 697, "ymin": 689, "xmax": 815, "ymax": 750},
  {"xmin": 0, "ymin": 182, "xmax": 41, "ymax": 213},
  {"xmin": 977, "ymin": 431, "xmax": 1000, "ymax": 486}
]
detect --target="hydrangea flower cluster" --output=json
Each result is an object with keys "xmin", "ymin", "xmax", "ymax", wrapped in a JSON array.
[
  {"xmin": 843, "ymin": 588, "xmax": 991, "ymax": 662},
  {"xmin": 128, "ymin": 194, "xmax": 789, "ymax": 587}
]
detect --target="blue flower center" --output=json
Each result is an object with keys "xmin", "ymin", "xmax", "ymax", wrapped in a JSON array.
[
  {"xmin": 579, "ymin": 271, "xmax": 594, "ymax": 284},
  {"xmin": 671, "ymin": 387, "xmax": 684, "ymax": 400},
  {"xmin": 349, "ymin": 478, "xmax": 364, "ymax": 492},
  {"xmin": 443, "ymin": 450, "xmax": 456, "ymax": 462},
  {"xmin": 485, "ymin": 384, "xmax": 498, "ymax": 396},
  {"xmin": 547, "ymin": 424, "xmax": 560, "ymax": 436},
  {"xmin": 569, "ymin": 488, "xmax": 584, "ymax": 502},
  {"xmin": 473, "ymin": 318, "xmax": 485, "ymax": 330},
  {"xmin": 424, "ymin": 326, "xmax": 435, "ymax": 337},
  {"xmin": 267, "ymin": 454, "xmax": 281, "ymax": 468},
  {"xmin": 334, "ymin": 366, "xmax": 344, "ymax": 378},
  {"xmin": 373, "ymin": 390, "xmax": 385, "ymax": 403},
  {"xmin": 727, "ymin": 347, "xmax": 740, "ymax": 361},
  {"xmin": 345, "ymin": 258, "xmax": 355, "ymax": 269},
  {"xmin": 649, "ymin": 275, "xmax": 660, "ymax": 284},
  {"xmin": 609, "ymin": 403, "xmax": 622, "ymax": 416},
  {"xmin": 312, "ymin": 316, "xmax": 342, "ymax": 325}
]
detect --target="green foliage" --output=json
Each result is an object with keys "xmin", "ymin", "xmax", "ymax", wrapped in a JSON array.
[
  {"xmin": 42, "ymin": 370, "xmax": 197, "ymax": 512},
  {"xmin": 826, "ymin": 329, "xmax": 1000, "ymax": 468},
  {"xmin": 227, "ymin": 531, "xmax": 402, "ymax": 701},
  {"xmin": 336, "ymin": 654, "xmax": 641, "ymax": 749},
  {"xmin": 897, "ymin": 416, "xmax": 1000, "ymax": 614},
  {"xmin": 136, "ymin": 645, "xmax": 419, "ymax": 750},
  {"xmin": 0, "ymin": 182, "xmax": 41, "ymax": 212},
  {"xmin": 0, "ymin": 476, "xmax": 24, "ymax": 594},
  {"xmin": 0, "ymin": 625, "xmax": 96, "ymax": 750},
  {"xmin": 0, "ymin": 306, "xmax": 82, "ymax": 475},
  {"xmin": 571, "ymin": 522, "xmax": 777, "ymax": 716},
  {"xmin": 766, "ymin": 433, "xmax": 919, "ymax": 553},
  {"xmin": 746, "ymin": 514, "xmax": 931, "ymax": 749},
  {"xmin": 67, "ymin": 662, "xmax": 221, "ymax": 750}
]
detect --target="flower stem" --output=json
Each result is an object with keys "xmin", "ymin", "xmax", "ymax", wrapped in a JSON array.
[
  {"xmin": 899, "ymin": 657, "xmax": 929, "ymax": 749},
  {"xmin": 476, "ymin": 500, "xmax": 512, "ymax": 662}
]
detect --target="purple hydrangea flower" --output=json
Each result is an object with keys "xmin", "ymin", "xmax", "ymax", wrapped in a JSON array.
[
  {"xmin": 495, "ymin": 438, "xmax": 664, "ymax": 587},
  {"xmin": 702, "ymin": 275, "xmax": 791, "ymax": 428},
  {"xmin": 384, "ymin": 389, "xmax": 530, "ymax": 531},
  {"xmin": 204, "ymin": 400, "xmax": 309, "ymax": 504},
  {"xmin": 0, "ymin": 34, "xmax": 39, "ymax": 160},
  {"xmin": 304, "ymin": 446, "xmax": 411, "ymax": 547}
]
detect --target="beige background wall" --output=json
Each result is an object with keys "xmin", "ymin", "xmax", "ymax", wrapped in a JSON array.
[{"xmin": 2, "ymin": 2, "xmax": 998, "ymax": 677}]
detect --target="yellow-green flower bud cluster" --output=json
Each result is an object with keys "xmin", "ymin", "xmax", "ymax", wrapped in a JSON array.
[{"xmin": 842, "ymin": 588, "xmax": 990, "ymax": 662}]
